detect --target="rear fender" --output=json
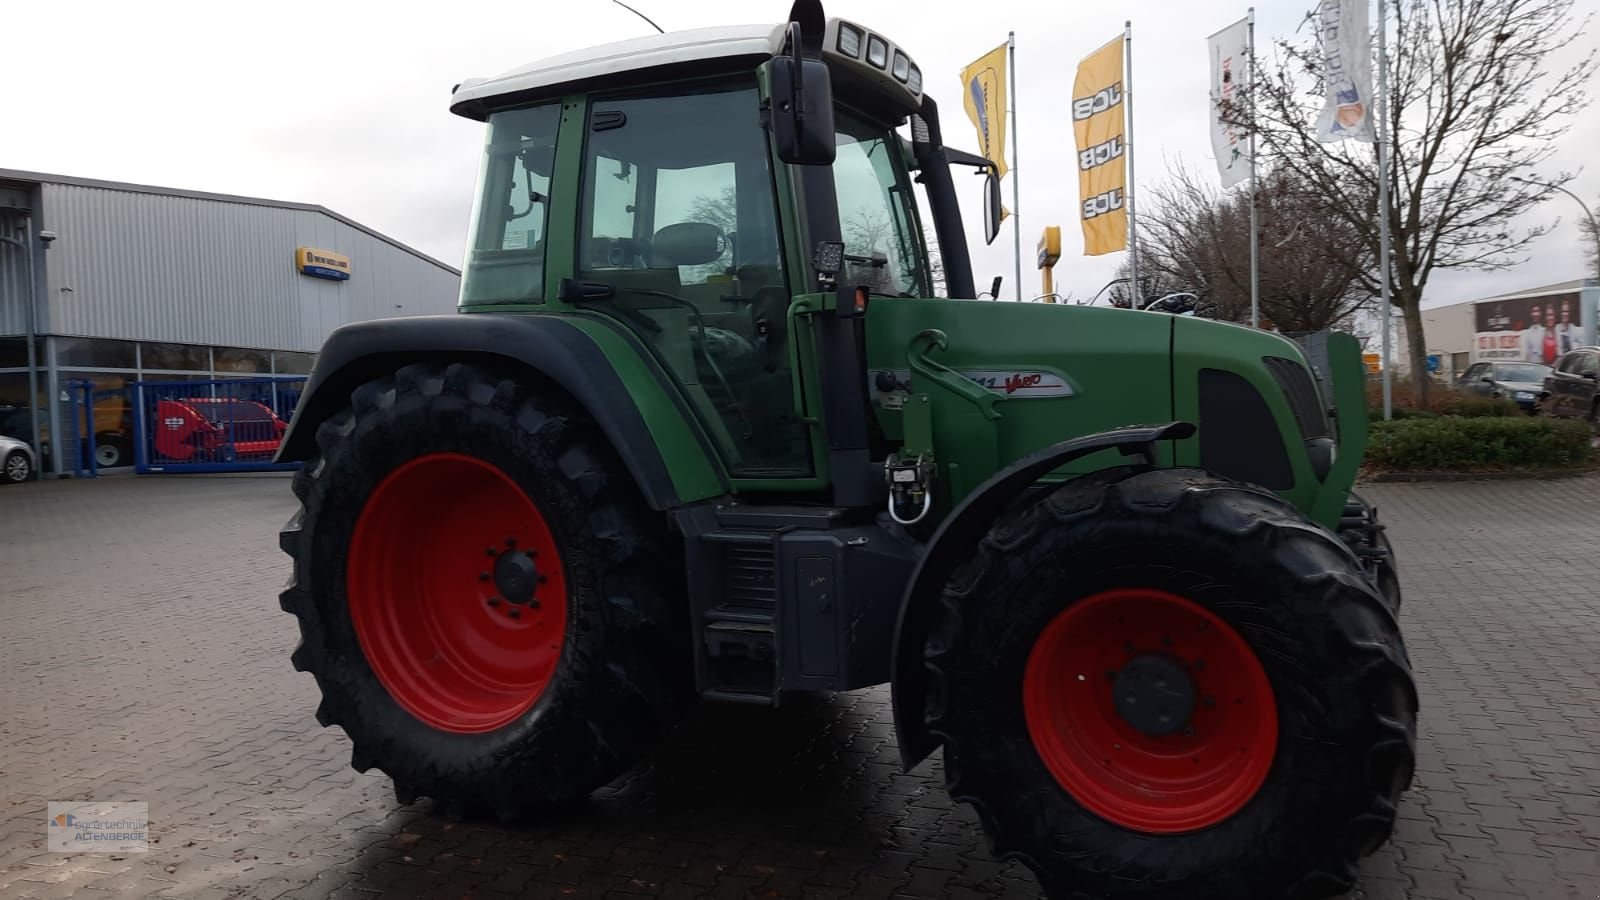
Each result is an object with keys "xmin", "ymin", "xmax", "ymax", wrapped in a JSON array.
[
  {"xmin": 890, "ymin": 421, "xmax": 1196, "ymax": 769},
  {"xmin": 275, "ymin": 313, "xmax": 729, "ymax": 510}
]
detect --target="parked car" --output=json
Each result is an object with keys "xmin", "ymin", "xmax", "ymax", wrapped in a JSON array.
[
  {"xmin": 1457, "ymin": 360, "xmax": 1552, "ymax": 413},
  {"xmin": 1539, "ymin": 346, "xmax": 1600, "ymax": 426},
  {"xmin": 1, "ymin": 434, "xmax": 36, "ymax": 484}
]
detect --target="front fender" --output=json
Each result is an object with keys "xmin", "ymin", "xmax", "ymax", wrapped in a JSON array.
[
  {"xmin": 889, "ymin": 421, "xmax": 1196, "ymax": 769},
  {"xmin": 275, "ymin": 313, "xmax": 728, "ymax": 510}
]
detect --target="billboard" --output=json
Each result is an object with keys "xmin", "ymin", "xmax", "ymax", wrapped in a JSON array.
[{"xmin": 1473, "ymin": 292, "xmax": 1582, "ymax": 365}]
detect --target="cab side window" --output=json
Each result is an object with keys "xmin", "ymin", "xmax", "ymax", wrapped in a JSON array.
[{"xmin": 461, "ymin": 104, "xmax": 560, "ymax": 304}]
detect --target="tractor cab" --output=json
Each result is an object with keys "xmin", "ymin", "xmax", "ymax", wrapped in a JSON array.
[{"xmin": 447, "ymin": 9, "xmax": 985, "ymax": 495}]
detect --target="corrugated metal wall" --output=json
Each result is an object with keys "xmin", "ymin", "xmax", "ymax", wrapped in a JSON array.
[
  {"xmin": 0, "ymin": 217, "xmax": 30, "ymax": 336},
  {"xmin": 40, "ymin": 183, "xmax": 460, "ymax": 351}
]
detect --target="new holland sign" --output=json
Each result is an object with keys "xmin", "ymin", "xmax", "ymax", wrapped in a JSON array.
[{"xmin": 296, "ymin": 247, "xmax": 351, "ymax": 281}]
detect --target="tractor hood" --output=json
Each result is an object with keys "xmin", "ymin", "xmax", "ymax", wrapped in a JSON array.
[
  {"xmin": 864, "ymin": 300, "xmax": 1355, "ymax": 525},
  {"xmin": 865, "ymin": 300, "xmax": 1178, "ymax": 499}
]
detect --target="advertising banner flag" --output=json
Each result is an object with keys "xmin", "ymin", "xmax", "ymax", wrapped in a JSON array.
[
  {"xmin": 1314, "ymin": 0, "xmax": 1376, "ymax": 143},
  {"xmin": 960, "ymin": 43, "xmax": 1010, "ymax": 179},
  {"xmin": 1074, "ymin": 36, "xmax": 1127, "ymax": 255},
  {"xmin": 1208, "ymin": 17, "xmax": 1251, "ymax": 188}
]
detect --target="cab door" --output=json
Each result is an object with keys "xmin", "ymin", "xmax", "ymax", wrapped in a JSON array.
[{"xmin": 569, "ymin": 78, "xmax": 819, "ymax": 484}]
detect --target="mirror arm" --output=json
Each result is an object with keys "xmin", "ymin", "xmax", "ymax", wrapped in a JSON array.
[{"xmin": 943, "ymin": 147, "xmax": 994, "ymax": 171}]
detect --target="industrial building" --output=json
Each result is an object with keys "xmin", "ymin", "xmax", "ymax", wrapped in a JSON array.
[
  {"xmin": 0, "ymin": 169, "xmax": 461, "ymax": 475},
  {"xmin": 1396, "ymin": 278, "xmax": 1599, "ymax": 382}
]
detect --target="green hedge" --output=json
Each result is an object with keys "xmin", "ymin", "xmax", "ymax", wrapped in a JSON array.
[
  {"xmin": 1367, "ymin": 396, "xmax": 1521, "ymax": 422},
  {"xmin": 1366, "ymin": 416, "xmax": 1595, "ymax": 472}
]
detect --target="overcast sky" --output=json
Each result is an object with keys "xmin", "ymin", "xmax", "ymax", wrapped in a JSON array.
[{"xmin": 5, "ymin": 0, "xmax": 1596, "ymax": 309}]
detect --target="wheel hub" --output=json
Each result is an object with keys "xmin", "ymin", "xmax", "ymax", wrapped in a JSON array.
[
  {"xmin": 1112, "ymin": 653, "xmax": 1195, "ymax": 736},
  {"xmin": 1022, "ymin": 587, "xmax": 1278, "ymax": 834},
  {"xmin": 492, "ymin": 546, "xmax": 542, "ymax": 606}
]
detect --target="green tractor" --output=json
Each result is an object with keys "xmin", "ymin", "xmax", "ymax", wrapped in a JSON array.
[{"xmin": 276, "ymin": 4, "xmax": 1416, "ymax": 897}]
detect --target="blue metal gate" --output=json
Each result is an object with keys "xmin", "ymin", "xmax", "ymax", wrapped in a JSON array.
[{"xmin": 132, "ymin": 376, "xmax": 306, "ymax": 474}]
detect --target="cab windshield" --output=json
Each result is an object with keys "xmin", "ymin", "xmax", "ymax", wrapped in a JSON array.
[{"xmin": 832, "ymin": 111, "xmax": 929, "ymax": 297}]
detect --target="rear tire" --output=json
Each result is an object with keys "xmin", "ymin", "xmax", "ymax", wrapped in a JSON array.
[
  {"xmin": 926, "ymin": 468, "xmax": 1417, "ymax": 900},
  {"xmin": 94, "ymin": 435, "xmax": 129, "ymax": 468},
  {"xmin": 279, "ymin": 361, "xmax": 689, "ymax": 820}
]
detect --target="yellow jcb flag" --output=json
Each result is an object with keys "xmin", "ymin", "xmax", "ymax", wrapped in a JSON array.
[
  {"xmin": 960, "ymin": 42, "xmax": 1009, "ymax": 180},
  {"xmin": 1073, "ymin": 36, "xmax": 1127, "ymax": 255}
]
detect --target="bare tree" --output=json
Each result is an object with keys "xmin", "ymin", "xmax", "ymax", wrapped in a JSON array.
[
  {"xmin": 1581, "ymin": 195, "xmax": 1600, "ymax": 276},
  {"xmin": 686, "ymin": 186, "xmax": 738, "ymax": 235},
  {"xmin": 1114, "ymin": 164, "xmax": 1372, "ymax": 331},
  {"xmin": 1248, "ymin": 0, "xmax": 1594, "ymax": 399}
]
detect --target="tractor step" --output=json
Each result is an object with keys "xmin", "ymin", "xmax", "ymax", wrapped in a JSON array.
[
  {"xmin": 702, "ymin": 620, "xmax": 777, "ymax": 696},
  {"xmin": 675, "ymin": 501, "xmax": 920, "ymax": 704}
]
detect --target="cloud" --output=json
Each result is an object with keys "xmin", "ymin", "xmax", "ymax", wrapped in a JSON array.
[{"xmin": 5, "ymin": 0, "xmax": 1595, "ymax": 301}]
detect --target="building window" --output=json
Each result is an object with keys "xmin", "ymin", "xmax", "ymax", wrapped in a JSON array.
[
  {"xmin": 55, "ymin": 337, "xmax": 138, "ymax": 369},
  {"xmin": 273, "ymin": 351, "xmax": 316, "ymax": 375},
  {"xmin": 140, "ymin": 342, "xmax": 211, "ymax": 371},
  {"xmin": 0, "ymin": 337, "xmax": 36, "ymax": 369},
  {"xmin": 0, "ymin": 373, "xmax": 46, "ymax": 442},
  {"xmin": 214, "ymin": 347, "xmax": 271, "ymax": 374}
]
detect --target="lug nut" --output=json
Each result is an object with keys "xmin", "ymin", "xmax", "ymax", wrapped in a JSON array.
[
  {"xmin": 508, "ymin": 607, "xmax": 522, "ymax": 619},
  {"xmin": 485, "ymin": 547, "xmax": 497, "ymax": 557},
  {"xmin": 487, "ymin": 597, "xmax": 500, "ymax": 607},
  {"xmin": 479, "ymin": 572, "xmax": 490, "ymax": 581},
  {"xmin": 505, "ymin": 537, "xmax": 517, "ymax": 547}
]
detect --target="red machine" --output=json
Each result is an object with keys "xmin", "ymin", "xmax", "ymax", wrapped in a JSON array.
[{"xmin": 153, "ymin": 398, "xmax": 288, "ymax": 462}]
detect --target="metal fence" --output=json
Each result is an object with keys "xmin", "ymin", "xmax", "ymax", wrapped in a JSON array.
[{"xmin": 123, "ymin": 376, "xmax": 306, "ymax": 474}]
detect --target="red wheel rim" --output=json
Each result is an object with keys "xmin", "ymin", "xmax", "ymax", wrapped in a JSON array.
[
  {"xmin": 1022, "ymin": 588, "xmax": 1277, "ymax": 833},
  {"xmin": 348, "ymin": 453, "xmax": 567, "ymax": 734}
]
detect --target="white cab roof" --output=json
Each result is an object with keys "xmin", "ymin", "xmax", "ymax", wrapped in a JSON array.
[{"xmin": 451, "ymin": 23, "xmax": 787, "ymax": 120}]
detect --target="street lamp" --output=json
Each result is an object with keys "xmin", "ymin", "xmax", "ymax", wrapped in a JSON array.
[{"xmin": 1510, "ymin": 175, "xmax": 1600, "ymax": 282}]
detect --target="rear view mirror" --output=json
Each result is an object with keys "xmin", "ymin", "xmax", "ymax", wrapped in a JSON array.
[
  {"xmin": 768, "ymin": 56, "xmax": 836, "ymax": 166},
  {"xmin": 983, "ymin": 170, "xmax": 1003, "ymax": 246}
]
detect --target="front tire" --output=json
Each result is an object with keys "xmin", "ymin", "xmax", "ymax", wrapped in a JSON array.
[
  {"xmin": 3, "ymin": 450, "xmax": 31, "ymax": 483},
  {"xmin": 279, "ymin": 362, "xmax": 689, "ymax": 819},
  {"xmin": 927, "ymin": 468, "xmax": 1417, "ymax": 900}
]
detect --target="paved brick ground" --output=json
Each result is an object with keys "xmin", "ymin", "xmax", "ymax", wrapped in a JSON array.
[{"xmin": 1, "ymin": 473, "xmax": 1597, "ymax": 899}]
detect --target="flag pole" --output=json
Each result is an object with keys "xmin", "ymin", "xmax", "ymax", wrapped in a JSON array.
[
  {"xmin": 1125, "ymin": 21, "xmax": 1138, "ymax": 304},
  {"xmin": 1008, "ymin": 31, "xmax": 1022, "ymax": 300},
  {"xmin": 1248, "ymin": 7, "xmax": 1260, "ymax": 328},
  {"xmin": 1375, "ymin": 0, "xmax": 1394, "ymax": 419}
]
